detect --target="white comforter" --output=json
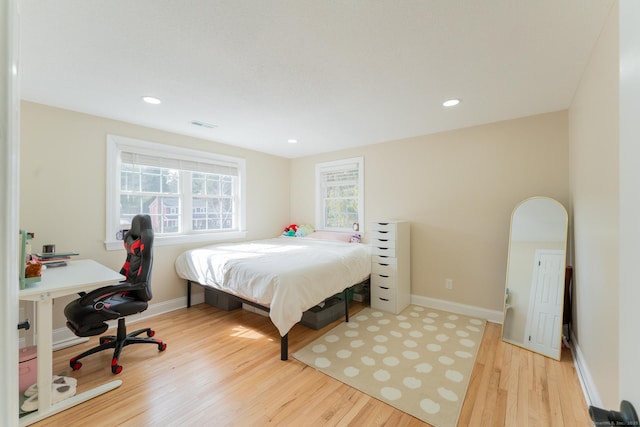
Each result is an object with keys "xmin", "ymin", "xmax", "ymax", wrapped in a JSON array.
[{"xmin": 174, "ymin": 237, "xmax": 371, "ymax": 336}]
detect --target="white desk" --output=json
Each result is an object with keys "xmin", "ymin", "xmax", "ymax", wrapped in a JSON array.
[{"xmin": 18, "ymin": 259, "xmax": 125, "ymax": 426}]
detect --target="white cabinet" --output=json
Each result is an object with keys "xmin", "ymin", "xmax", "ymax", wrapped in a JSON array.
[{"xmin": 369, "ymin": 221, "xmax": 410, "ymax": 314}]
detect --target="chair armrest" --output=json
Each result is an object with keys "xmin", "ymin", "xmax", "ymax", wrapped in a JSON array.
[{"xmin": 76, "ymin": 281, "xmax": 146, "ymax": 306}]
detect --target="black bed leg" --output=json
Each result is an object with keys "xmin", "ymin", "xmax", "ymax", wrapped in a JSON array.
[
  {"xmin": 187, "ymin": 281, "xmax": 192, "ymax": 308},
  {"xmin": 344, "ymin": 288, "xmax": 350, "ymax": 322},
  {"xmin": 281, "ymin": 334, "xmax": 288, "ymax": 361}
]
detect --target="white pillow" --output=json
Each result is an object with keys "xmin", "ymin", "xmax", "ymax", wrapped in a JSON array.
[{"xmin": 306, "ymin": 231, "xmax": 352, "ymax": 242}]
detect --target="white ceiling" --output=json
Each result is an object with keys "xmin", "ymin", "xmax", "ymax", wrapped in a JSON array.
[{"xmin": 19, "ymin": 1, "xmax": 614, "ymax": 159}]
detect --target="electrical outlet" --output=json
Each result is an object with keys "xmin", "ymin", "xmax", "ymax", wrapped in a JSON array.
[{"xmin": 445, "ymin": 278, "xmax": 453, "ymax": 290}]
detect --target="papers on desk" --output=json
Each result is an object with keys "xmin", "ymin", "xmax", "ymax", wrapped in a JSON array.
[{"xmin": 32, "ymin": 252, "xmax": 79, "ymax": 267}]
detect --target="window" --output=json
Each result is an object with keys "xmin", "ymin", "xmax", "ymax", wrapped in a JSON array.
[
  {"xmin": 315, "ymin": 157, "xmax": 364, "ymax": 231},
  {"xmin": 106, "ymin": 135, "xmax": 246, "ymax": 249}
]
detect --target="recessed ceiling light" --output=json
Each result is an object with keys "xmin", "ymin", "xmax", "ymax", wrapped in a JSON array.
[
  {"xmin": 442, "ymin": 98, "xmax": 461, "ymax": 107},
  {"xmin": 287, "ymin": 139, "xmax": 298, "ymax": 144},
  {"xmin": 142, "ymin": 96, "xmax": 161, "ymax": 105}
]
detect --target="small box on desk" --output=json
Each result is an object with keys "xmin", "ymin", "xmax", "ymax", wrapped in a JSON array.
[{"xmin": 204, "ymin": 288, "xmax": 242, "ymax": 311}]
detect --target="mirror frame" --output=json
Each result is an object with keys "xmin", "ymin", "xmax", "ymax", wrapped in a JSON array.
[{"xmin": 502, "ymin": 196, "xmax": 568, "ymax": 360}]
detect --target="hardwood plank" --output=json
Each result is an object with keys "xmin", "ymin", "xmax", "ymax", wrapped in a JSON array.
[{"xmin": 27, "ymin": 303, "xmax": 591, "ymax": 426}]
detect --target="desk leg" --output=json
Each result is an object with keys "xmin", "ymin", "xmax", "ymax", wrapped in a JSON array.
[
  {"xmin": 20, "ymin": 296, "xmax": 122, "ymax": 426},
  {"xmin": 35, "ymin": 297, "xmax": 53, "ymax": 413}
]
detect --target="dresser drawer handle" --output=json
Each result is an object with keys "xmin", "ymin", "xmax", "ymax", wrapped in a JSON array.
[
  {"xmin": 378, "ymin": 263, "xmax": 389, "ymax": 266},
  {"xmin": 378, "ymin": 274, "xmax": 389, "ymax": 278},
  {"xmin": 380, "ymin": 297, "xmax": 390, "ymax": 301},
  {"xmin": 377, "ymin": 247, "xmax": 389, "ymax": 251},
  {"xmin": 380, "ymin": 286, "xmax": 389, "ymax": 290}
]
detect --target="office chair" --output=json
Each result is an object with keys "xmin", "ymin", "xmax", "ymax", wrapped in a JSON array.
[{"xmin": 64, "ymin": 214, "xmax": 166, "ymax": 374}]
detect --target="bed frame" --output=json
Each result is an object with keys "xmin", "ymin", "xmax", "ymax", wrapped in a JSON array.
[{"xmin": 185, "ymin": 280, "xmax": 351, "ymax": 360}]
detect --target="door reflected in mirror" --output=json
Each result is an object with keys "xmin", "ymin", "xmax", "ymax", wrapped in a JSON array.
[{"xmin": 502, "ymin": 197, "xmax": 568, "ymax": 360}]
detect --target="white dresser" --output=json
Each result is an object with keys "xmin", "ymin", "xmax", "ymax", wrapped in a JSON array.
[{"xmin": 369, "ymin": 220, "xmax": 410, "ymax": 314}]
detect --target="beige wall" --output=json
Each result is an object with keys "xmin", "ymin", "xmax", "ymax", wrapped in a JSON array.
[
  {"xmin": 568, "ymin": 1, "xmax": 619, "ymax": 408},
  {"xmin": 20, "ymin": 101, "xmax": 291, "ymax": 329},
  {"xmin": 291, "ymin": 111, "xmax": 569, "ymax": 313}
]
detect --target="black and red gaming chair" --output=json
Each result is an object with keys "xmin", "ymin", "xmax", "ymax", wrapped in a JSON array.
[{"xmin": 64, "ymin": 214, "xmax": 166, "ymax": 374}]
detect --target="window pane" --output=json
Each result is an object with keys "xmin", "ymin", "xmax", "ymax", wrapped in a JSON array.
[
  {"xmin": 192, "ymin": 196, "xmax": 234, "ymax": 231},
  {"xmin": 192, "ymin": 173, "xmax": 206, "ymax": 195},
  {"xmin": 121, "ymin": 164, "xmax": 141, "ymax": 192},
  {"xmin": 316, "ymin": 158, "xmax": 363, "ymax": 231},
  {"xmin": 111, "ymin": 135, "xmax": 246, "ymax": 243},
  {"xmin": 153, "ymin": 196, "xmax": 180, "ymax": 233},
  {"xmin": 120, "ymin": 194, "xmax": 147, "ymax": 220},
  {"xmin": 221, "ymin": 177, "xmax": 233, "ymax": 196},
  {"xmin": 141, "ymin": 167, "xmax": 162, "ymax": 192},
  {"xmin": 325, "ymin": 199, "xmax": 359, "ymax": 228},
  {"xmin": 206, "ymin": 175, "xmax": 220, "ymax": 195},
  {"xmin": 161, "ymin": 169, "xmax": 179, "ymax": 193}
]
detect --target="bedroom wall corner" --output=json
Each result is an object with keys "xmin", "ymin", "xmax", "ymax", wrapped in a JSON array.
[
  {"xmin": 290, "ymin": 111, "xmax": 569, "ymax": 316},
  {"xmin": 20, "ymin": 102, "xmax": 291, "ymax": 330}
]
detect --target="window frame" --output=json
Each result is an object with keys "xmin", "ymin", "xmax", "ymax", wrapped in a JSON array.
[
  {"xmin": 105, "ymin": 135, "xmax": 246, "ymax": 250},
  {"xmin": 315, "ymin": 157, "xmax": 364, "ymax": 232}
]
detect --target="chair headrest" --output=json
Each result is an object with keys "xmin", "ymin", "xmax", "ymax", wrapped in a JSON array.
[{"xmin": 129, "ymin": 214, "xmax": 153, "ymax": 239}]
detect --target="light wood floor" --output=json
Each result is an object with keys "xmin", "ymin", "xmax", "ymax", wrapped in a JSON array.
[{"xmin": 29, "ymin": 302, "xmax": 592, "ymax": 426}]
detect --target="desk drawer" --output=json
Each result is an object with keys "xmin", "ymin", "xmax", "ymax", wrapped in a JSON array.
[
  {"xmin": 370, "ymin": 222, "xmax": 397, "ymax": 233},
  {"xmin": 372, "ymin": 255, "xmax": 397, "ymax": 265},
  {"xmin": 371, "ymin": 290, "xmax": 397, "ymax": 313},
  {"xmin": 371, "ymin": 245, "xmax": 396, "ymax": 257},
  {"xmin": 372, "ymin": 260, "xmax": 397, "ymax": 276},
  {"xmin": 371, "ymin": 272, "xmax": 397, "ymax": 289},
  {"xmin": 370, "ymin": 235, "xmax": 396, "ymax": 248}
]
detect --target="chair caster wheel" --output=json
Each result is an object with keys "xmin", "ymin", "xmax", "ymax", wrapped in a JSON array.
[
  {"xmin": 147, "ymin": 330, "xmax": 155, "ymax": 337},
  {"xmin": 112, "ymin": 364, "xmax": 123, "ymax": 374},
  {"xmin": 70, "ymin": 360, "xmax": 82, "ymax": 371},
  {"xmin": 158, "ymin": 342, "xmax": 167, "ymax": 351}
]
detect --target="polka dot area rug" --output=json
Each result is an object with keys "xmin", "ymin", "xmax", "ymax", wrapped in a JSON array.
[{"xmin": 293, "ymin": 305, "xmax": 486, "ymax": 427}]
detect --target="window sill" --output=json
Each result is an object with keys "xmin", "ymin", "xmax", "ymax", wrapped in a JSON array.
[{"xmin": 104, "ymin": 230, "xmax": 248, "ymax": 251}]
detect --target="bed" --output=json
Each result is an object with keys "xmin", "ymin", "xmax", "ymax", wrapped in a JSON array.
[{"xmin": 174, "ymin": 234, "xmax": 371, "ymax": 359}]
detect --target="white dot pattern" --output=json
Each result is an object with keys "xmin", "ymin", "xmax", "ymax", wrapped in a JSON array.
[{"xmin": 294, "ymin": 306, "xmax": 485, "ymax": 427}]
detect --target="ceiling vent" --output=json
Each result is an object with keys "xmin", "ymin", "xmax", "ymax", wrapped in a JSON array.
[{"xmin": 190, "ymin": 120, "xmax": 217, "ymax": 129}]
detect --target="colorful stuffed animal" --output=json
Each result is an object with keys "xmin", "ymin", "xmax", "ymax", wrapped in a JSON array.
[
  {"xmin": 296, "ymin": 224, "xmax": 314, "ymax": 237},
  {"xmin": 283, "ymin": 224, "xmax": 298, "ymax": 236}
]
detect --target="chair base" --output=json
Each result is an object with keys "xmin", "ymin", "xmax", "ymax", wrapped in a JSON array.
[{"xmin": 69, "ymin": 318, "xmax": 166, "ymax": 374}]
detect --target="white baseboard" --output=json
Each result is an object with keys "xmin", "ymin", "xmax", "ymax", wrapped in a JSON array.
[
  {"xmin": 52, "ymin": 295, "xmax": 197, "ymax": 349},
  {"xmin": 411, "ymin": 294, "xmax": 504, "ymax": 324},
  {"xmin": 569, "ymin": 333, "xmax": 602, "ymax": 408}
]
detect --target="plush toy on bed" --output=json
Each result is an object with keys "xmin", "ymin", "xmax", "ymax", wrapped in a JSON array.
[
  {"xmin": 295, "ymin": 224, "xmax": 314, "ymax": 237},
  {"xmin": 283, "ymin": 224, "xmax": 298, "ymax": 236}
]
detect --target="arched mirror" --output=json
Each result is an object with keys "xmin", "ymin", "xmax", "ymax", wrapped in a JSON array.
[{"xmin": 502, "ymin": 197, "xmax": 568, "ymax": 360}]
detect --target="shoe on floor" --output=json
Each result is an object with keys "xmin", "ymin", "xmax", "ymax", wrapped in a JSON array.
[
  {"xmin": 20, "ymin": 382, "xmax": 77, "ymax": 413},
  {"xmin": 23, "ymin": 375, "xmax": 77, "ymax": 397}
]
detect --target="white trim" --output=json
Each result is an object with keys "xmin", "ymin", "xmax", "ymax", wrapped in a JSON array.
[
  {"xmin": 104, "ymin": 230, "xmax": 247, "ymax": 250},
  {"xmin": 569, "ymin": 334, "xmax": 602, "ymax": 408},
  {"xmin": 105, "ymin": 134, "xmax": 247, "ymax": 250},
  {"xmin": 315, "ymin": 156, "xmax": 365, "ymax": 232},
  {"xmin": 411, "ymin": 294, "xmax": 504, "ymax": 324},
  {"xmin": 1, "ymin": 1, "xmax": 20, "ymax": 424},
  {"xmin": 52, "ymin": 295, "xmax": 196, "ymax": 347}
]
